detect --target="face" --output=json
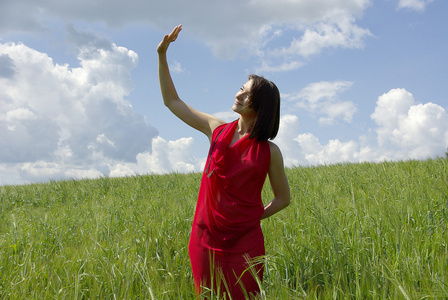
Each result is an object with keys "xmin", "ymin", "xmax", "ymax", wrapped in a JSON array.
[{"xmin": 232, "ymin": 79, "xmax": 255, "ymax": 116}]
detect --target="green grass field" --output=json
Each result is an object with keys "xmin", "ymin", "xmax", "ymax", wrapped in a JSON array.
[{"xmin": 1, "ymin": 157, "xmax": 447, "ymax": 299}]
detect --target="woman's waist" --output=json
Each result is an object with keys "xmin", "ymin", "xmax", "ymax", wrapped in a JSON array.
[{"xmin": 194, "ymin": 222, "xmax": 264, "ymax": 252}]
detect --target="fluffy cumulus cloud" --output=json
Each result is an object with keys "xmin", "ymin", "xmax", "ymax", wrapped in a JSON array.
[
  {"xmin": 109, "ymin": 136, "xmax": 205, "ymax": 178},
  {"xmin": 274, "ymin": 114, "xmax": 303, "ymax": 167},
  {"xmin": 371, "ymin": 89, "xmax": 448, "ymax": 160},
  {"xmin": 275, "ymin": 114, "xmax": 364, "ymax": 166},
  {"xmin": 0, "ymin": 0, "xmax": 371, "ymax": 72},
  {"xmin": 275, "ymin": 88, "xmax": 448, "ymax": 167},
  {"xmin": 397, "ymin": 0, "xmax": 434, "ymax": 11},
  {"xmin": 286, "ymin": 81, "xmax": 357, "ymax": 124},
  {"xmin": 0, "ymin": 31, "xmax": 175, "ymax": 185}
]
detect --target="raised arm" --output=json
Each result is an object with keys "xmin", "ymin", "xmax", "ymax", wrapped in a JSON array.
[
  {"xmin": 261, "ymin": 142, "xmax": 290, "ymax": 220},
  {"xmin": 157, "ymin": 25, "xmax": 224, "ymax": 141}
]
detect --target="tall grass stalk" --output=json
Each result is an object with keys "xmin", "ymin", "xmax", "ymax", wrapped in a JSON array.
[{"xmin": 1, "ymin": 158, "xmax": 447, "ymax": 299}]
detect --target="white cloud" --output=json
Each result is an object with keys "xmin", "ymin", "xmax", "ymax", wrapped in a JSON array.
[
  {"xmin": 275, "ymin": 115, "xmax": 363, "ymax": 166},
  {"xmin": 268, "ymin": 13, "xmax": 371, "ymax": 58},
  {"xmin": 109, "ymin": 136, "xmax": 205, "ymax": 177},
  {"xmin": 0, "ymin": 134, "xmax": 205, "ymax": 185},
  {"xmin": 186, "ymin": 0, "xmax": 371, "ymax": 63},
  {"xmin": 275, "ymin": 114, "xmax": 303, "ymax": 167},
  {"xmin": 18, "ymin": 161, "xmax": 103, "ymax": 184},
  {"xmin": 286, "ymin": 81, "xmax": 357, "ymax": 124},
  {"xmin": 213, "ymin": 111, "xmax": 239, "ymax": 123},
  {"xmin": 255, "ymin": 60, "xmax": 304, "ymax": 74},
  {"xmin": 6, "ymin": 108, "xmax": 36, "ymax": 122},
  {"xmin": 371, "ymin": 88, "xmax": 448, "ymax": 160},
  {"xmin": 0, "ymin": 32, "xmax": 159, "ymax": 184},
  {"xmin": 397, "ymin": 0, "xmax": 433, "ymax": 11},
  {"xmin": 170, "ymin": 60, "xmax": 185, "ymax": 74},
  {"xmin": 274, "ymin": 88, "xmax": 448, "ymax": 168},
  {"xmin": 137, "ymin": 136, "xmax": 202, "ymax": 174},
  {"xmin": 0, "ymin": 0, "xmax": 372, "ymax": 72},
  {"xmin": 296, "ymin": 134, "xmax": 360, "ymax": 165},
  {"xmin": 371, "ymin": 88, "xmax": 415, "ymax": 144}
]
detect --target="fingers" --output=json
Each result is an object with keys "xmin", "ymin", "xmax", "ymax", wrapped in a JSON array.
[
  {"xmin": 168, "ymin": 24, "xmax": 182, "ymax": 42},
  {"xmin": 157, "ymin": 25, "xmax": 182, "ymax": 54}
]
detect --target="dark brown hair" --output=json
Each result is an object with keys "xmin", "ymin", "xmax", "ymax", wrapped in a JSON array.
[{"xmin": 247, "ymin": 74, "xmax": 280, "ymax": 141}]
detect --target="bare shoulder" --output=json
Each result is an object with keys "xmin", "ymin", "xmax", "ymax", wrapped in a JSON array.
[
  {"xmin": 210, "ymin": 118, "xmax": 227, "ymax": 133},
  {"xmin": 267, "ymin": 141, "xmax": 284, "ymax": 166},
  {"xmin": 268, "ymin": 141, "xmax": 279, "ymax": 150},
  {"xmin": 204, "ymin": 117, "xmax": 226, "ymax": 142},
  {"xmin": 268, "ymin": 141, "xmax": 282, "ymax": 156}
]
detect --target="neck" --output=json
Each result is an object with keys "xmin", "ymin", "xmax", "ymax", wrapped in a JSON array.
[{"xmin": 237, "ymin": 115, "xmax": 255, "ymax": 136}]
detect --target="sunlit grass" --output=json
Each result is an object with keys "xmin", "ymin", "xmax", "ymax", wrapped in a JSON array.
[{"xmin": 1, "ymin": 158, "xmax": 447, "ymax": 299}]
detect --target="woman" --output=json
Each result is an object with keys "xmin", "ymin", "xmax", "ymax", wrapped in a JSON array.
[{"xmin": 157, "ymin": 25, "xmax": 290, "ymax": 299}]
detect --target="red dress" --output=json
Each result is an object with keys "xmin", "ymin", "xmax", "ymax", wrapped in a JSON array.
[{"xmin": 188, "ymin": 120, "xmax": 271, "ymax": 299}]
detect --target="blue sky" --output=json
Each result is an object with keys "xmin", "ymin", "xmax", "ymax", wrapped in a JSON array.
[{"xmin": 1, "ymin": 0, "xmax": 447, "ymax": 185}]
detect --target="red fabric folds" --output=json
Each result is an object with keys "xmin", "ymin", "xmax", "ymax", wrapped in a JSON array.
[{"xmin": 188, "ymin": 121, "xmax": 271, "ymax": 299}]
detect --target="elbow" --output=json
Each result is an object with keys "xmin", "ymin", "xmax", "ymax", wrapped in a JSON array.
[
  {"xmin": 283, "ymin": 189, "xmax": 291, "ymax": 208},
  {"xmin": 162, "ymin": 98, "xmax": 174, "ymax": 109},
  {"xmin": 274, "ymin": 188, "xmax": 290, "ymax": 210},
  {"xmin": 163, "ymin": 96, "xmax": 180, "ymax": 109},
  {"xmin": 277, "ymin": 193, "xmax": 290, "ymax": 210}
]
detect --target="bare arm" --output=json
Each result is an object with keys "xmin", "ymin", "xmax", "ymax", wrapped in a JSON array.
[
  {"xmin": 157, "ymin": 25, "xmax": 224, "ymax": 140},
  {"xmin": 261, "ymin": 142, "xmax": 290, "ymax": 220}
]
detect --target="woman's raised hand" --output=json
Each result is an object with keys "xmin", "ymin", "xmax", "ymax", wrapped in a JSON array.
[{"xmin": 157, "ymin": 24, "xmax": 182, "ymax": 54}]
